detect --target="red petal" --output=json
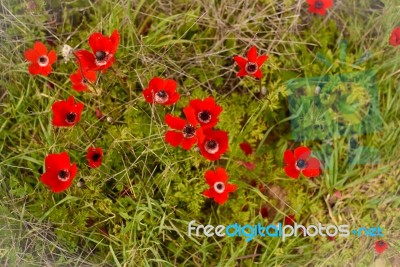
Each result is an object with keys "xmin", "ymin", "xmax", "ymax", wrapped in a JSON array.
[
  {"xmin": 48, "ymin": 50, "xmax": 57, "ymax": 64},
  {"xmin": 50, "ymin": 179, "xmax": 73, "ymax": 193},
  {"xmin": 24, "ymin": 48, "xmax": 38, "ymax": 62},
  {"xmin": 164, "ymin": 92, "xmax": 180, "ymax": 105},
  {"xmin": 233, "ymin": 56, "xmax": 247, "ymax": 68},
  {"xmin": 181, "ymin": 137, "xmax": 197, "ymax": 150},
  {"xmin": 45, "ymin": 152, "xmax": 71, "ymax": 173},
  {"xmin": 28, "ymin": 63, "xmax": 41, "ymax": 75},
  {"xmin": 239, "ymin": 142, "xmax": 253, "ymax": 156},
  {"xmin": 204, "ymin": 169, "xmax": 218, "ymax": 186},
  {"xmin": 142, "ymin": 88, "xmax": 154, "ymax": 103},
  {"xmin": 75, "ymin": 50, "xmax": 96, "ymax": 71},
  {"xmin": 148, "ymin": 77, "xmax": 164, "ymax": 92},
  {"xmin": 165, "ymin": 114, "xmax": 186, "ymax": 130},
  {"xmin": 89, "ymin": 32, "xmax": 113, "ymax": 53},
  {"xmin": 302, "ymin": 157, "xmax": 321, "ymax": 178},
  {"xmin": 183, "ymin": 106, "xmax": 197, "ymax": 126},
  {"xmin": 390, "ymin": 27, "xmax": 400, "ymax": 46},
  {"xmin": 246, "ymin": 46, "xmax": 258, "ymax": 62},
  {"xmin": 164, "ymin": 79, "xmax": 177, "ymax": 93},
  {"xmin": 203, "ymin": 188, "xmax": 215, "ymax": 198},
  {"xmin": 256, "ymin": 55, "xmax": 268, "ymax": 67},
  {"xmin": 214, "ymin": 130, "xmax": 229, "ymax": 152},
  {"xmin": 213, "ymin": 191, "xmax": 229, "ymax": 205},
  {"xmin": 34, "ymin": 41, "xmax": 47, "ymax": 55},
  {"xmin": 283, "ymin": 150, "xmax": 295, "ymax": 165},
  {"xmin": 40, "ymin": 172, "xmax": 58, "ymax": 187},
  {"xmin": 215, "ymin": 167, "xmax": 228, "ymax": 183},
  {"xmin": 237, "ymin": 69, "xmax": 247, "ymax": 77},
  {"xmin": 284, "ymin": 165, "xmax": 300, "ymax": 179},
  {"xmin": 294, "ymin": 146, "xmax": 311, "ymax": 161},
  {"xmin": 253, "ymin": 69, "xmax": 263, "ymax": 79},
  {"xmin": 84, "ymin": 71, "xmax": 97, "ymax": 82},
  {"xmin": 284, "ymin": 214, "xmax": 295, "ymax": 226},
  {"xmin": 165, "ymin": 131, "xmax": 183, "ymax": 147},
  {"xmin": 52, "ymin": 100, "xmax": 68, "ymax": 127},
  {"xmin": 110, "ymin": 30, "xmax": 120, "ymax": 54},
  {"xmin": 225, "ymin": 183, "xmax": 237, "ymax": 193}
]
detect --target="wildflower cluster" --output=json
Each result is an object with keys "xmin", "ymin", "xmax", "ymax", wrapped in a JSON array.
[
  {"xmin": 21, "ymin": 2, "xmax": 395, "ymax": 253},
  {"xmin": 26, "ymin": 30, "xmax": 120, "ymax": 192}
]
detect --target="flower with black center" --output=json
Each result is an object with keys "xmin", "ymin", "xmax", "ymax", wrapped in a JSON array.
[
  {"xmin": 40, "ymin": 151, "xmax": 78, "ymax": 193},
  {"xmin": 307, "ymin": 0, "xmax": 333, "ymax": 16},
  {"xmin": 188, "ymin": 97, "xmax": 222, "ymax": 128},
  {"xmin": 283, "ymin": 146, "xmax": 321, "ymax": 179},
  {"xmin": 165, "ymin": 106, "xmax": 204, "ymax": 150},
  {"xmin": 24, "ymin": 41, "xmax": 57, "ymax": 76},
  {"xmin": 389, "ymin": 27, "xmax": 400, "ymax": 47},
  {"xmin": 233, "ymin": 46, "xmax": 268, "ymax": 79},
  {"xmin": 70, "ymin": 69, "xmax": 97, "ymax": 92},
  {"xmin": 143, "ymin": 77, "xmax": 180, "ymax": 106},
  {"xmin": 202, "ymin": 167, "xmax": 237, "ymax": 205},
  {"xmin": 86, "ymin": 147, "xmax": 103, "ymax": 168},
  {"xmin": 75, "ymin": 30, "xmax": 120, "ymax": 72},
  {"xmin": 374, "ymin": 240, "xmax": 388, "ymax": 254},
  {"xmin": 199, "ymin": 128, "xmax": 229, "ymax": 161},
  {"xmin": 52, "ymin": 96, "xmax": 84, "ymax": 127}
]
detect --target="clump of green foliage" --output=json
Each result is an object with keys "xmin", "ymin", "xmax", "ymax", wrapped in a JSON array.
[{"xmin": 0, "ymin": 0, "xmax": 399, "ymax": 266}]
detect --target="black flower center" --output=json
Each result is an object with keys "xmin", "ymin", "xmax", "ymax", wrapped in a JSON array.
[
  {"xmin": 37, "ymin": 56, "xmax": 49, "ymax": 66},
  {"xmin": 65, "ymin": 112, "xmax": 77, "ymax": 124},
  {"xmin": 198, "ymin": 110, "xmax": 211, "ymax": 123},
  {"xmin": 182, "ymin": 124, "xmax": 195, "ymax": 138},
  {"xmin": 91, "ymin": 153, "xmax": 101, "ymax": 162},
  {"xmin": 205, "ymin": 140, "xmax": 219, "ymax": 154},
  {"xmin": 377, "ymin": 241, "xmax": 385, "ymax": 247},
  {"xmin": 315, "ymin": 1, "xmax": 324, "ymax": 9},
  {"xmin": 95, "ymin": 51, "xmax": 107, "ymax": 61},
  {"xmin": 58, "ymin": 169, "xmax": 70, "ymax": 181},
  {"xmin": 296, "ymin": 159, "xmax": 307, "ymax": 170},
  {"xmin": 214, "ymin": 182, "xmax": 225, "ymax": 193},
  {"xmin": 207, "ymin": 140, "xmax": 217, "ymax": 149},
  {"xmin": 155, "ymin": 90, "xmax": 169, "ymax": 103},
  {"xmin": 245, "ymin": 62, "xmax": 258, "ymax": 74}
]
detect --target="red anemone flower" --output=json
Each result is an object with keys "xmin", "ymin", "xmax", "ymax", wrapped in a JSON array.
[
  {"xmin": 75, "ymin": 30, "xmax": 120, "ymax": 72},
  {"xmin": 239, "ymin": 142, "xmax": 253, "ymax": 156},
  {"xmin": 198, "ymin": 128, "xmax": 229, "ymax": 161},
  {"xmin": 374, "ymin": 240, "xmax": 388, "ymax": 254},
  {"xmin": 233, "ymin": 46, "xmax": 268, "ymax": 79},
  {"xmin": 260, "ymin": 206, "xmax": 269, "ymax": 218},
  {"xmin": 143, "ymin": 77, "xmax": 180, "ymax": 106},
  {"xmin": 307, "ymin": 0, "xmax": 333, "ymax": 16},
  {"xmin": 40, "ymin": 152, "xmax": 78, "ymax": 193},
  {"xmin": 86, "ymin": 147, "xmax": 103, "ymax": 168},
  {"xmin": 284, "ymin": 214, "xmax": 295, "ymax": 226},
  {"xmin": 188, "ymin": 97, "xmax": 222, "ymax": 128},
  {"xmin": 52, "ymin": 96, "xmax": 84, "ymax": 127},
  {"xmin": 165, "ymin": 106, "xmax": 203, "ymax": 150},
  {"xmin": 203, "ymin": 167, "xmax": 237, "ymax": 205},
  {"xmin": 70, "ymin": 69, "xmax": 97, "ymax": 92},
  {"xmin": 24, "ymin": 41, "xmax": 57, "ymax": 76},
  {"xmin": 389, "ymin": 27, "xmax": 400, "ymax": 47},
  {"xmin": 283, "ymin": 146, "xmax": 321, "ymax": 179}
]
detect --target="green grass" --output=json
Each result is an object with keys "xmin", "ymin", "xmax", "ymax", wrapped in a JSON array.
[{"xmin": 1, "ymin": 0, "xmax": 400, "ymax": 266}]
